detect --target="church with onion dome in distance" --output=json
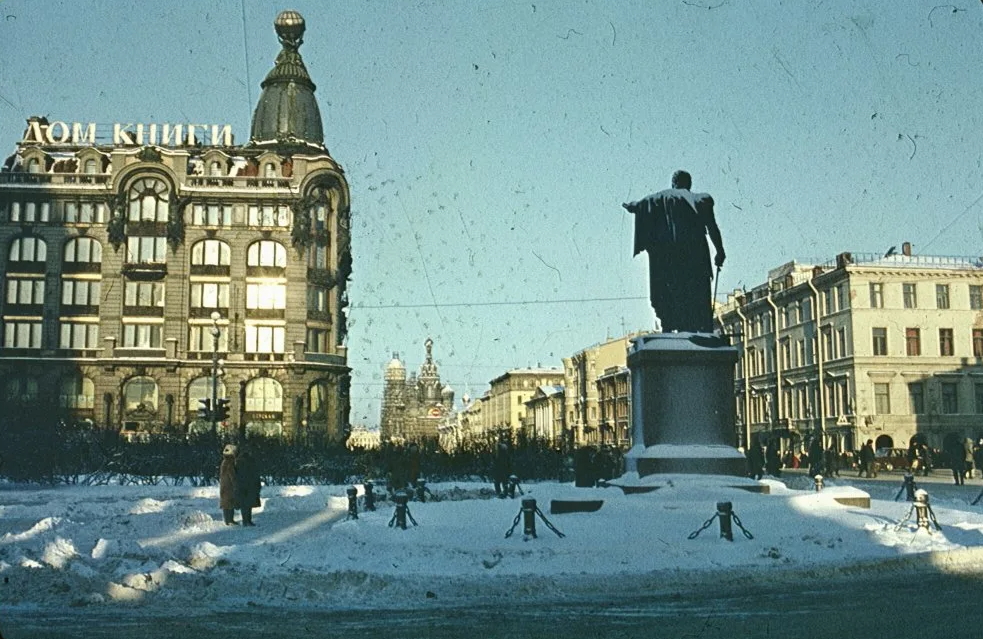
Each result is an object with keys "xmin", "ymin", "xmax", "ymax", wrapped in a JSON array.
[{"xmin": 379, "ymin": 338, "xmax": 456, "ymax": 443}]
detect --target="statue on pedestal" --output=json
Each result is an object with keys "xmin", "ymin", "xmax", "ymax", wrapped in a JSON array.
[{"xmin": 623, "ymin": 170, "xmax": 726, "ymax": 333}]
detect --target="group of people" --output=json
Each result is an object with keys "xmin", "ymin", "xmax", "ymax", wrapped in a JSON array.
[
  {"xmin": 219, "ymin": 444, "xmax": 262, "ymax": 526},
  {"xmin": 944, "ymin": 437, "xmax": 983, "ymax": 486},
  {"xmin": 747, "ymin": 437, "xmax": 842, "ymax": 480}
]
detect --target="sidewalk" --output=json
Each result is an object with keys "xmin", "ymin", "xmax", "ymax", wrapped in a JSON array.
[{"xmin": 781, "ymin": 466, "xmax": 983, "ymax": 486}]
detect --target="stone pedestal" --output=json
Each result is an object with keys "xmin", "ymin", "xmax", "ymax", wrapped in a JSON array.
[{"xmin": 624, "ymin": 332, "xmax": 745, "ymax": 477}]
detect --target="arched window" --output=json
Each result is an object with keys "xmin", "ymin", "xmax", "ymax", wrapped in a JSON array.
[
  {"xmin": 191, "ymin": 239, "xmax": 231, "ymax": 266},
  {"xmin": 209, "ymin": 161, "xmax": 223, "ymax": 177},
  {"xmin": 245, "ymin": 377, "xmax": 283, "ymax": 412},
  {"xmin": 83, "ymin": 159, "xmax": 98, "ymax": 174},
  {"xmin": 246, "ymin": 240, "xmax": 286, "ymax": 268},
  {"xmin": 9, "ymin": 236, "xmax": 47, "ymax": 262},
  {"xmin": 187, "ymin": 376, "xmax": 227, "ymax": 412},
  {"xmin": 64, "ymin": 237, "xmax": 103, "ymax": 263},
  {"xmin": 4, "ymin": 377, "xmax": 38, "ymax": 404},
  {"xmin": 123, "ymin": 376, "xmax": 158, "ymax": 412},
  {"xmin": 127, "ymin": 177, "xmax": 170, "ymax": 222},
  {"xmin": 61, "ymin": 375, "xmax": 95, "ymax": 409},
  {"xmin": 264, "ymin": 163, "xmax": 277, "ymax": 178},
  {"xmin": 26, "ymin": 158, "xmax": 41, "ymax": 174}
]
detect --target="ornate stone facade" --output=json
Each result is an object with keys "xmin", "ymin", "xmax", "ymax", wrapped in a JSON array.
[{"xmin": 0, "ymin": 12, "xmax": 351, "ymax": 440}]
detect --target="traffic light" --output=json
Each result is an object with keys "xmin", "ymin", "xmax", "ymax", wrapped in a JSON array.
[
  {"xmin": 215, "ymin": 398, "xmax": 231, "ymax": 422},
  {"xmin": 197, "ymin": 398, "xmax": 212, "ymax": 421}
]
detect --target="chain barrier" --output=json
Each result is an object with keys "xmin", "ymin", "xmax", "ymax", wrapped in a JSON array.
[
  {"xmin": 687, "ymin": 514, "xmax": 718, "ymax": 540},
  {"xmin": 687, "ymin": 505, "xmax": 754, "ymax": 540},
  {"xmin": 504, "ymin": 500, "xmax": 565, "ymax": 539},
  {"xmin": 731, "ymin": 511, "xmax": 754, "ymax": 539}
]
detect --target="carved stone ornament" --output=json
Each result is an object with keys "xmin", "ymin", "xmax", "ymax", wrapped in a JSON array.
[{"xmin": 136, "ymin": 146, "xmax": 162, "ymax": 163}]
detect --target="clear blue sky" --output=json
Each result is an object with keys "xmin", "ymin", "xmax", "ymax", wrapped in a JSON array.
[{"xmin": 2, "ymin": 1, "xmax": 981, "ymax": 427}]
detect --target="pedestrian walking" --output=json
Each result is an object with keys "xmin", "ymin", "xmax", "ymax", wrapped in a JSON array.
[
  {"xmin": 964, "ymin": 438, "xmax": 975, "ymax": 481},
  {"xmin": 825, "ymin": 445, "xmax": 840, "ymax": 478},
  {"xmin": 219, "ymin": 444, "xmax": 238, "ymax": 525},
  {"xmin": 747, "ymin": 438, "xmax": 765, "ymax": 480},
  {"xmin": 858, "ymin": 439, "xmax": 877, "ymax": 478}
]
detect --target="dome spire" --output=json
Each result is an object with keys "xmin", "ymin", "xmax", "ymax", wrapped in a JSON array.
[{"xmin": 250, "ymin": 10, "xmax": 325, "ymax": 148}]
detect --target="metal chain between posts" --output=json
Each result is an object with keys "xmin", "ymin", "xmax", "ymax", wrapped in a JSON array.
[
  {"xmin": 504, "ymin": 503, "xmax": 565, "ymax": 539},
  {"xmin": 731, "ymin": 511, "xmax": 754, "ymax": 539},
  {"xmin": 504, "ymin": 511, "xmax": 523, "ymax": 538},
  {"xmin": 534, "ymin": 504, "xmax": 565, "ymax": 538},
  {"xmin": 687, "ymin": 513, "xmax": 719, "ymax": 540},
  {"xmin": 687, "ymin": 509, "xmax": 754, "ymax": 540}
]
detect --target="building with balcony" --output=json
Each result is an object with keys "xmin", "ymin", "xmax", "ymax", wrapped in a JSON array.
[
  {"xmin": 0, "ymin": 12, "xmax": 352, "ymax": 440},
  {"xmin": 562, "ymin": 333, "xmax": 639, "ymax": 447},
  {"xmin": 718, "ymin": 244, "xmax": 983, "ymax": 455}
]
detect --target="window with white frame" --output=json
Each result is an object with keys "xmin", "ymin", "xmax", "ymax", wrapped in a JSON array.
[
  {"xmin": 125, "ymin": 236, "xmax": 167, "ymax": 264},
  {"xmin": 190, "ymin": 282, "xmax": 229, "ymax": 309},
  {"xmin": 62, "ymin": 280, "xmax": 101, "ymax": 306},
  {"xmin": 9, "ymin": 236, "xmax": 47, "ymax": 262},
  {"xmin": 121, "ymin": 323, "xmax": 163, "ymax": 348},
  {"xmin": 191, "ymin": 239, "xmax": 231, "ymax": 266},
  {"xmin": 64, "ymin": 237, "xmax": 103, "ymax": 263},
  {"xmin": 3, "ymin": 321, "xmax": 42, "ymax": 348},
  {"xmin": 60, "ymin": 322, "xmax": 99, "ymax": 349},
  {"xmin": 127, "ymin": 177, "xmax": 170, "ymax": 222},
  {"xmin": 124, "ymin": 281, "xmax": 165, "ymax": 307},
  {"xmin": 247, "ymin": 204, "xmax": 290, "ymax": 227},
  {"xmin": 191, "ymin": 203, "xmax": 232, "ymax": 226},
  {"xmin": 63, "ymin": 201, "xmax": 106, "ymax": 224},
  {"xmin": 245, "ymin": 325, "xmax": 285, "ymax": 353},
  {"xmin": 10, "ymin": 201, "xmax": 50, "ymax": 223},
  {"xmin": 6, "ymin": 278, "xmax": 44, "ymax": 304},
  {"xmin": 246, "ymin": 241, "xmax": 286, "ymax": 267},
  {"xmin": 246, "ymin": 283, "xmax": 286, "ymax": 309},
  {"xmin": 188, "ymin": 324, "xmax": 229, "ymax": 351}
]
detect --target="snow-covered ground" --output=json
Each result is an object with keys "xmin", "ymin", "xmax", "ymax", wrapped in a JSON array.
[{"xmin": 3, "ymin": 473, "xmax": 983, "ymax": 614}]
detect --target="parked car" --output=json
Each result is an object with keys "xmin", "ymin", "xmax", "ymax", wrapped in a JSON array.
[{"xmin": 875, "ymin": 447, "xmax": 911, "ymax": 472}]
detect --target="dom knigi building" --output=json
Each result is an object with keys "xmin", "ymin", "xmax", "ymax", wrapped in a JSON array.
[{"xmin": 0, "ymin": 12, "xmax": 352, "ymax": 439}]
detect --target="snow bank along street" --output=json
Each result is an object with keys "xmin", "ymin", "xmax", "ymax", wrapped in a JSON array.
[{"xmin": 4, "ymin": 474, "xmax": 983, "ymax": 615}]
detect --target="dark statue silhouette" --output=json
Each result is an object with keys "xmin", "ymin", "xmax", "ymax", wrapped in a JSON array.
[{"xmin": 623, "ymin": 170, "xmax": 726, "ymax": 333}]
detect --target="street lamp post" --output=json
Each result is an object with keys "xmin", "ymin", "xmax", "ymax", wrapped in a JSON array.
[{"xmin": 210, "ymin": 311, "xmax": 221, "ymax": 437}]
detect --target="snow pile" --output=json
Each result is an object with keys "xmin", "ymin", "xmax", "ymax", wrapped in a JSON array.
[{"xmin": 2, "ymin": 475, "xmax": 983, "ymax": 613}]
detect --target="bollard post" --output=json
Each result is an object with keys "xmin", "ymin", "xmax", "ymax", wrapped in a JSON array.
[
  {"xmin": 717, "ymin": 501, "xmax": 734, "ymax": 541},
  {"xmin": 346, "ymin": 486, "xmax": 359, "ymax": 520},
  {"xmin": 814, "ymin": 474, "xmax": 824, "ymax": 492},
  {"xmin": 508, "ymin": 475, "xmax": 519, "ymax": 498},
  {"xmin": 393, "ymin": 490, "xmax": 409, "ymax": 530},
  {"xmin": 522, "ymin": 497, "xmax": 537, "ymax": 539},
  {"xmin": 415, "ymin": 479, "xmax": 427, "ymax": 503},
  {"xmin": 364, "ymin": 481, "xmax": 376, "ymax": 511},
  {"xmin": 914, "ymin": 489, "xmax": 930, "ymax": 531}
]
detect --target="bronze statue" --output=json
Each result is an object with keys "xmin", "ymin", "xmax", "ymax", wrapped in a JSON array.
[{"xmin": 623, "ymin": 170, "xmax": 725, "ymax": 333}]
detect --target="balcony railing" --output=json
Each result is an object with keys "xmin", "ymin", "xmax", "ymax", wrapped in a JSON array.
[
  {"xmin": 185, "ymin": 176, "xmax": 292, "ymax": 189},
  {"xmin": 0, "ymin": 173, "xmax": 110, "ymax": 186}
]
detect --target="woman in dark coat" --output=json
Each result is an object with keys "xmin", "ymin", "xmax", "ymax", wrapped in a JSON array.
[
  {"xmin": 219, "ymin": 444, "xmax": 238, "ymax": 525},
  {"xmin": 235, "ymin": 446, "xmax": 261, "ymax": 526}
]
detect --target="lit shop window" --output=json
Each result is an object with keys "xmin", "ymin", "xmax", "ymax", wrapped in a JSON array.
[
  {"xmin": 60, "ymin": 375, "xmax": 95, "ymax": 409},
  {"xmin": 123, "ymin": 376, "xmax": 159, "ymax": 412},
  {"xmin": 245, "ymin": 377, "xmax": 283, "ymax": 412}
]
